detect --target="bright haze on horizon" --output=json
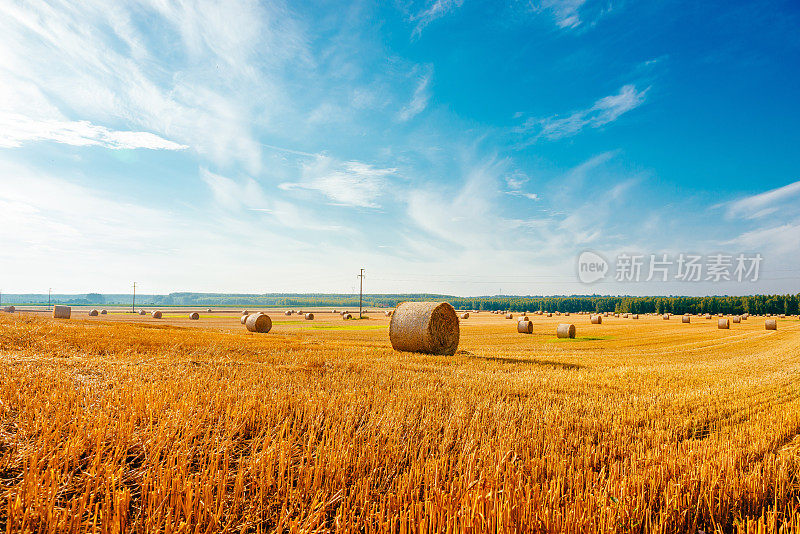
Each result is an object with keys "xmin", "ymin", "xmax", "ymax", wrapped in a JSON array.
[{"xmin": 0, "ymin": 1, "xmax": 798, "ymax": 296}]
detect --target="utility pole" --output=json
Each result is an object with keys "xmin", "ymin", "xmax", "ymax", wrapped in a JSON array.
[
  {"xmin": 48, "ymin": 288, "xmax": 52, "ymax": 310},
  {"xmin": 357, "ymin": 269, "xmax": 365, "ymax": 318},
  {"xmin": 132, "ymin": 282, "xmax": 136, "ymax": 313}
]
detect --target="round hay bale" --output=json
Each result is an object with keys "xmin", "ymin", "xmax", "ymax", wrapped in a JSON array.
[
  {"xmin": 663, "ymin": 314, "xmax": 670, "ymax": 320},
  {"xmin": 341, "ymin": 310, "xmax": 349, "ymax": 316},
  {"xmin": 189, "ymin": 312, "xmax": 199, "ymax": 320},
  {"xmin": 245, "ymin": 313, "xmax": 271, "ymax": 333},
  {"xmin": 389, "ymin": 301, "xmax": 459, "ymax": 356},
  {"xmin": 242, "ymin": 310, "xmax": 249, "ymax": 316},
  {"xmin": 505, "ymin": 313, "xmax": 513, "ymax": 319},
  {"xmin": 564, "ymin": 312, "xmax": 570, "ymax": 316},
  {"xmin": 2, "ymin": 306, "xmax": 15, "ymax": 313},
  {"xmin": 742, "ymin": 313, "xmax": 749, "ymax": 320},
  {"xmin": 240, "ymin": 314, "xmax": 249, "ymax": 324},
  {"xmin": 284, "ymin": 311, "xmax": 292, "ymax": 316},
  {"xmin": 53, "ymin": 305, "xmax": 71, "ymax": 319},
  {"xmin": 332, "ymin": 309, "xmax": 337, "ymax": 313},
  {"xmin": 384, "ymin": 310, "xmax": 393, "ymax": 317},
  {"xmin": 718, "ymin": 313, "xmax": 723, "ymax": 317},
  {"xmin": 151, "ymin": 311, "xmax": 162, "ymax": 319},
  {"xmin": 517, "ymin": 320, "xmax": 533, "ymax": 334},
  {"xmin": 705, "ymin": 314, "xmax": 711, "ymax": 319},
  {"xmin": 718, "ymin": 318, "xmax": 730, "ymax": 329},
  {"xmin": 622, "ymin": 313, "xmax": 629, "ymax": 318},
  {"xmin": 305, "ymin": 313, "xmax": 314, "ymax": 320},
  {"xmin": 521, "ymin": 315, "xmax": 529, "ymax": 321},
  {"xmin": 546, "ymin": 313, "xmax": 552, "ymax": 317},
  {"xmin": 207, "ymin": 309, "xmax": 212, "ymax": 313},
  {"xmin": 779, "ymin": 314, "xmax": 786, "ymax": 319},
  {"xmin": 100, "ymin": 310, "xmax": 107, "ymax": 315},
  {"xmin": 343, "ymin": 313, "xmax": 352, "ymax": 320},
  {"xmin": 614, "ymin": 313, "xmax": 619, "ymax": 318},
  {"xmin": 590, "ymin": 315, "xmax": 602, "ymax": 324},
  {"xmin": 732, "ymin": 316, "xmax": 741, "ymax": 323},
  {"xmin": 632, "ymin": 314, "xmax": 639, "ymax": 319},
  {"xmin": 765, "ymin": 319, "xmax": 777, "ymax": 330},
  {"xmin": 460, "ymin": 313, "xmax": 469, "ymax": 319},
  {"xmin": 88, "ymin": 309, "xmax": 98, "ymax": 316},
  {"xmin": 556, "ymin": 323, "xmax": 576, "ymax": 339},
  {"xmin": 682, "ymin": 315, "xmax": 690, "ymax": 323}
]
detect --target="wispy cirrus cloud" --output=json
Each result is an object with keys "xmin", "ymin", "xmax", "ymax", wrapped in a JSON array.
[
  {"xmin": 723, "ymin": 180, "xmax": 800, "ymax": 220},
  {"xmin": 397, "ymin": 67, "xmax": 433, "ymax": 122},
  {"xmin": 0, "ymin": 113, "xmax": 188, "ymax": 150},
  {"xmin": 279, "ymin": 155, "xmax": 397, "ymax": 208},
  {"xmin": 515, "ymin": 84, "xmax": 649, "ymax": 144},
  {"xmin": 409, "ymin": 0, "xmax": 464, "ymax": 38}
]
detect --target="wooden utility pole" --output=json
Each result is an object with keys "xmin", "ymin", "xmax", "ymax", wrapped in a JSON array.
[
  {"xmin": 132, "ymin": 282, "xmax": 136, "ymax": 313},
  {"xmin": 358, "ymin": 269, "xmax": 365, "ymax": 318}
]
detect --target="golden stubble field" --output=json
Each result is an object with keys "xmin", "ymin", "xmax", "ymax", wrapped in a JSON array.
[{"xmin": 1, "ymin": 309, "xmax": 799, "ymax": 533}]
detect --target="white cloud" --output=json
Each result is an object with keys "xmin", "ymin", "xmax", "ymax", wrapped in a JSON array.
[
  {"xmin": 724, "ymin": 180, "xmax": 800, "ymax": 220},
  {"xmin": 279, "ymin": 155, "xmax": 396, "ymax": 208},
  {"xmin": 410, "ymin": 0, "xmax": 464, "ymax": 38},
  {"xmin": 397, "ymin": 68, "xmax": 433, "ymax": 122},
  {"xmin": 0, "ymin": 113, "xmax": 188, "ymax": 150},
  {"xmin": 530, "ymin": 0, "xmax": 587, "ymax": 28},
  {"xmin": 517, "ymin": 85, "xmax": 649, "ymax": 143},
  {"xmin": 199, "ymin": 168, "xmax": 269, "ymax": 211}
]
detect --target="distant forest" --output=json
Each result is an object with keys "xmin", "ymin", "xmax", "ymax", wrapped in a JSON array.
[{"xmin": 3, "ymin": 292, "xmax": 799, "ymax": 315}]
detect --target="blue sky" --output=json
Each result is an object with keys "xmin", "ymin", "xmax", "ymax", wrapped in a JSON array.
[{"xmin": 1, "ymin": 0, "xmax": 799, "ymax": 296}]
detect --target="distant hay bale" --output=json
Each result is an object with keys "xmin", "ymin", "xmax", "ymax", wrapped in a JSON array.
[
  {"xmin": 718, "ymin": 318, "xmax": 730, "ymax": 329},
  {"xmin": 389, "ymin": 301, "xmax": 460, "ymax": 356},
  {"xmin": 591, "ymin": 315, "xmax": 602, "ymax": 324},
  {"xmin": 705, "ymin": 314, "xmax": 712, "ymax": 319},
  {"xmin": 682, "ymin": 315, "xmax": 690, "ymax": 323},
  {"xmin": 139, "ymin": 310, "xmax": 146, "ymax": 316},
  {"xmin": 742, "ymin": 313, "xmax": 749, "ymax": 320},
  {"xmin": 343, "ymin": 313, "xmax": 352, "ymax": 320},
  {"xmin": 765, "ymin": 319, "xmax": 777, "ymax": 330},
  {"xmin": 89, "ymin": 310, "xmax": 98, "ymax": 316},
  {"xmin": 100, "ymin": 310, "xmax": 107, "ymax": 315},
  {"xmin": 384, "ymin": 311, "xmax": 393, "ymax": 317},
  {"xmin": 460, "ymin": 313, "xmax": 469, "ymax": 319},
  {"xmin": 505, "ymin": 313, "xmax": 513, "ymax": 319},
  {"xmin": 718, "ymin": 313, "xmax": 723, "ymax": 317},
  {"xmin": 732, "ymin": 316, "xmax": 741, "ymax": 323},
  {"xmin": 341, "ymin": 310, "xmax": 349, "ymax": 316},
  {"xmin": 557, "ymin": 323, "xmax": 576, "ymax": 339},
  {"xmin": 305, "ymin": 313, "xmax": 314, "ymax": 320},
  {"xmin": 564, "ymin": 312, "xmax": 570, "ymax": 316},
  {"xmin": 521, "ymin": 315, "xmax": 529, "ymax": 321},
  {"xmin": 240, "ymin": 314, "xmax": 249, "ymax": 324},
  {"xmin": 53, "ymin": 306, "xmax": 71, "ymax": 319},
  {"xmin": 332, "ymin": 309, "xmax": 337, "ymax": 313},
  {"xmin": 207, "ymin": 309, "xmax": 212, "ymax": 313},
  {"xmin": 779, "ymin": 314, "xmax": 786, "ymax": 319},
  {"xmin": 632, "ymin": 314, "xmax": 639, "ymax": 319},
  {"xmin": 517, "ymin": 320, "xmax": 533, "ymax": 334},
  {"xmin": 2, "ymin": 306, "xmax": 14, "ymax": 313},
  {"xmin": 622, "ymin": 313, "xmax": 629, "ymax": 318},
  {"xmin": 245, "ymin": 313, "xmax": 272, "ymax": 333},
  {"xmin": 663, "ymin": 314, "xmax": 670, "ymax": 320},
  {"xmin": 242, "ymin": 310, "xmax": 249, "ymax": 316},
  {"xmin": 284, "ymin": 311, "xmax": 292, "ymax": 316},
  {"xmin": 151, "ymin": 311, "xmax": 162, "ymax": 319},
  {"xmin": 614, "ymin": 313, "xmax": 619, "ymax": 318},
  {"xmin": 546, "ymin": 313, "xmax": 553, "ymax": 317},
  {"xmin": 189, "ymin": 312, "xmax": 199, "ymax": 320}
]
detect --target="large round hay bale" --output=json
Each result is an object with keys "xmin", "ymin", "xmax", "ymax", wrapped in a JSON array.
[
  {"xmin": 389, "ymin": 302, "xmax": 459, "ymax": 355},
  {"xmin": 505, "ymin": 313, "xmax": 513, "ymax": 319},
  {"xmin": 244, "ymin": 313, "xmax": 271, "ymax": 333},
  {"xmin": 590, "ymin": 315, "xmax": 602, "ymax": 324},
  {"xmin": 305, "ymin": 313, "xmax": 314, "ymax": 320},
  {"xmin": 189, "ymin": 312, "xmax": 199, "ymax": 320},
  {"xmin": 53, "ymin": 305, "xmax": 71, "ymax": 319},
  {"xmin": 517, "ymin": 320, "xmax": 533, "ymax": 334},
  {"xmin": 557, "ymin": 323, "xmax": 576, "ymax": 339},
  {"xmin": 765, "ymin": 319, "xmax": 777, "ymax": 330},
  {"xmin": 240, "ymin": 314, "xmax": 249, "ymax": 324},
  {"xmin": 151, "ymin": 311, "xmax": 162, "ymax": 319},
  {"xmin": 718, "ymin": 318, "xmax": 730, "ymax": 329},
  {"xmin": 343, "ymin": 313, "xmax": 352, "ymax": 320},
  {"xmin": 732, "ymin": 316, "xmax": 741, "ymax": 323},
  {"xmin": 2, "ymin": 306, "xmax": 15, "ymax": 313},
  {"xmin": 100, "ymin": 310, "xmax": 107, "ymax": 315},
  {"xmin": 88, "ymin": 309, "xmax": 99, "ymax": 316},
  {"xmin": 460, "ymin": 313, "xmax": 469, "ymax": 319}
]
